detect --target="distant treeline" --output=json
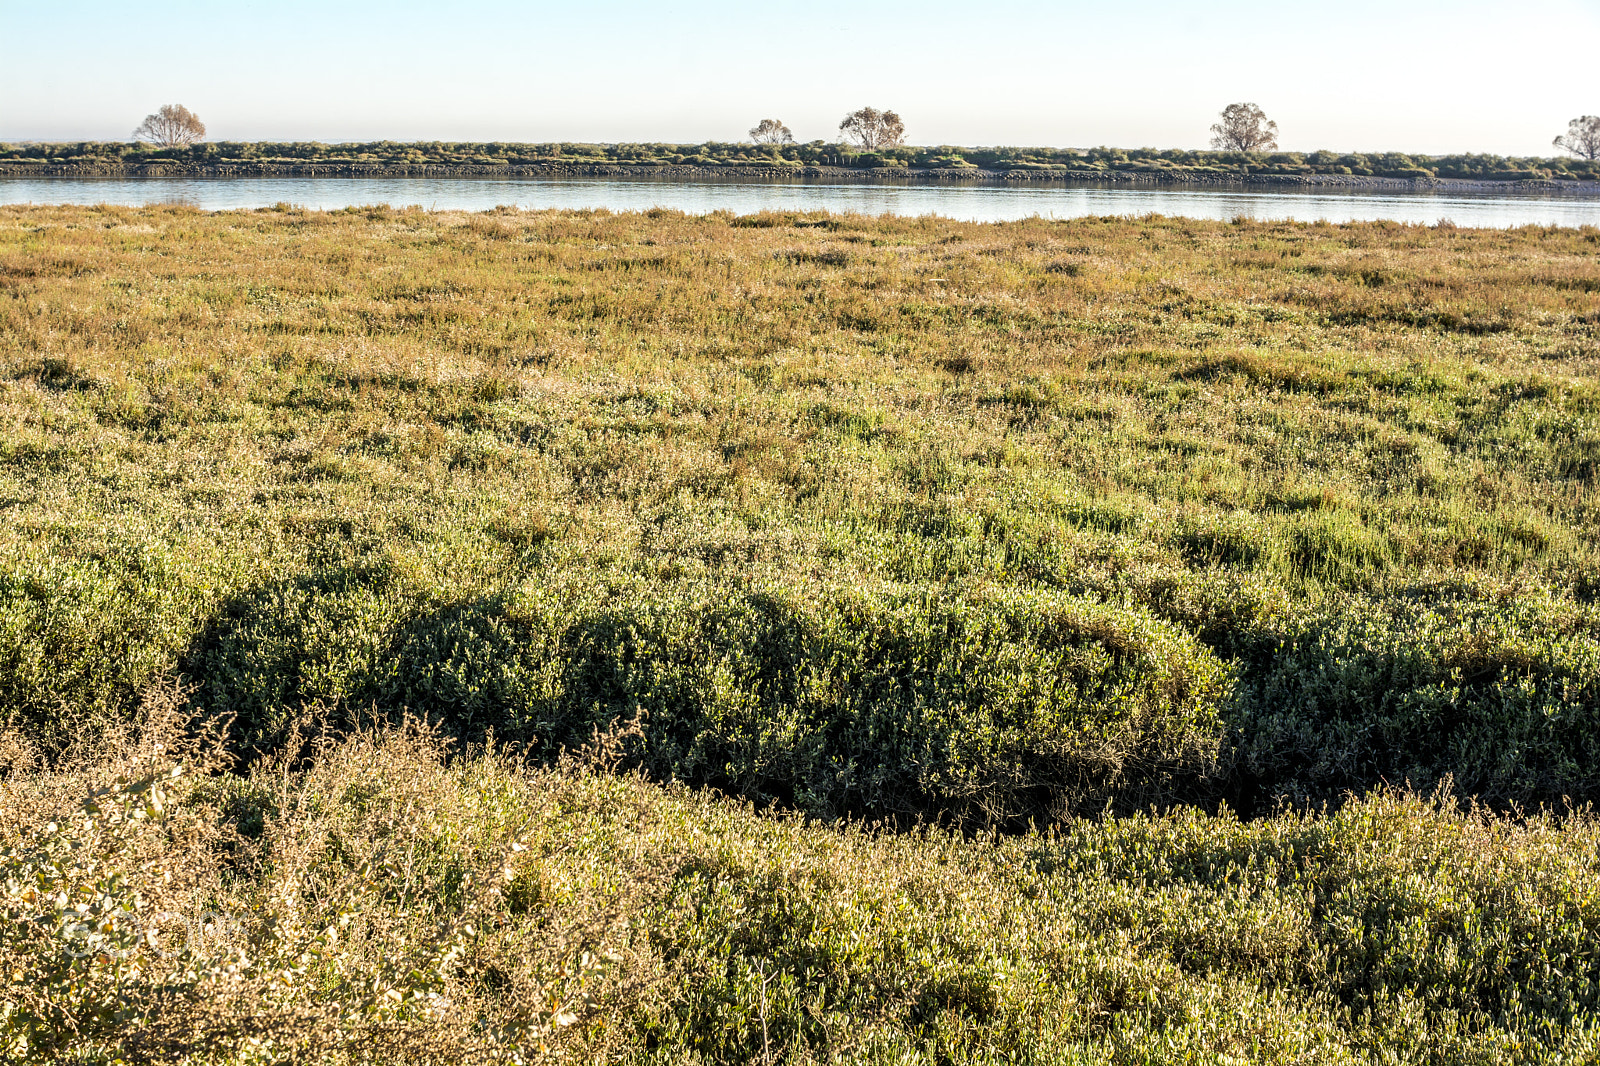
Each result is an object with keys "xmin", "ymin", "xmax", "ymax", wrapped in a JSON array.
[{"xmin": 4, "ymin": 140, "xmax": 1599, "ymax": 181}]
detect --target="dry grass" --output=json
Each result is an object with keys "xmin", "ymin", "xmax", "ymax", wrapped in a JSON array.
[
  {"xmin": 3, "ymin": 204, "xmax": 1593, "ymax": 588},
  {"xmin": 1, "ymin": 698, "xmax": 661, "ymax": 1063},
  {"xmin": 8, "ymin": 711, "xmax": 1600, "ymax": 1063}
]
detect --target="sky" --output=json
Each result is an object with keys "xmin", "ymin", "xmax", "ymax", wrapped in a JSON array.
[{"xmin": 3, "ymin": 0, "xmax": 1598, "ymax": 155}]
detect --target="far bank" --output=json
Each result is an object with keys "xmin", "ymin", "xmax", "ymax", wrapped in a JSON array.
[{"xmin": 5, "ymin": 140, "xmax": 1599, "ymax": 192}]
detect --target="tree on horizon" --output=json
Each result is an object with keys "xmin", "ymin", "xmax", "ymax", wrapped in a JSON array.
[
  {"xmin": 839, "ymin": 107, "xmax": 906, "ymax": 151},
  {"xmin": 1553, "ymin": 116, "xmax": 1600, "ymax": 160},
  {"xmin": 749, "ymin": 119, "xmax": 794, "ymax": 145},
  {"xmin": 132, "ymin": 105, "xmax": 206, "ymax": 148},
  {"xmin": 1210, "ymin": 103, "xmax": 1278, "ymax": 153}
]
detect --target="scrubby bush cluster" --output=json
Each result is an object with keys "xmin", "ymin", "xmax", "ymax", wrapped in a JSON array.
[
  {"xmin": 1, "ymin": 704, "xmax": 633, "ymax": 1063},
  {"xmin": 4, "ymin": 140, "xmax": 1599, "ymax": 179},
  {"xmin": 8, "ymin": 711, "xmax": 1600, "ymax": 1063}
]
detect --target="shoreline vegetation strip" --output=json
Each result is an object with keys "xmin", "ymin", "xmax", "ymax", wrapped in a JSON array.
[{"xmin": 3, "ymin": 140, "xmax": 1599, "ymax": 188}]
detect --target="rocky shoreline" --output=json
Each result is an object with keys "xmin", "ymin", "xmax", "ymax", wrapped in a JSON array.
[{"xmin": 3, "ymin": 160, "xmax": 1598, "ymax": 195}]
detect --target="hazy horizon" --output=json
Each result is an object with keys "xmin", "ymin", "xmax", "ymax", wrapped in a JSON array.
[{"xmin": 4, "ymin": 0, "xmax": 1598, "ymax": 157}]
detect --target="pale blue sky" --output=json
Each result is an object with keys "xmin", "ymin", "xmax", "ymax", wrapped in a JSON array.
[{"xmin": 3, "ymin": 0, "xmax": 1597, "ymax": 154}]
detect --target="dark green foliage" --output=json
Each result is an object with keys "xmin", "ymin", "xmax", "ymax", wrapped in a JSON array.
[
  {"xmin": 171, "ymin": 558, "xmax": 1600, "ymax": 820},
  {"xmin": 193, "ymin": 571, "xmax": 1229, "ymax": 822},
  {"xmin": 0, "ymin": 541, "xmax": 214, "ymax": 735},
  {"xmin": 1235, "ymin": 587, "xmax": 1600, "ymax": 805}
]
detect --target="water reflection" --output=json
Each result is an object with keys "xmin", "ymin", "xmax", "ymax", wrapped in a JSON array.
[{"xmin": 3, "ymin": 175, "xmax": 1598, "ymax": 227}]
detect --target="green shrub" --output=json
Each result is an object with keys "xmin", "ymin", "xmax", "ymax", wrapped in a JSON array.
[
  {"xmin": 1234, "ymin": 585, "xmax": 1600, "ymax": 804},
  {"xmin": 0, "ymin": 542, "xmax": 216, "ymax": 743},
  {"xmin": 194, "ymin": 574, "xmax": 1231, "ymax": 823},
  {"xmin": 5, "ymin": 141, "xmax": 1591, "ymax": 180}
]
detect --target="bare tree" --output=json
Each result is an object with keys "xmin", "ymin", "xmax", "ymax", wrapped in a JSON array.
[
  {"xmin": 749, "ymin": 119, "xmax": 795, "ymax": 145},
  {"xmin": 838, "ymin": 107, "xmax": 906, "ymax": 151},
  {"xmin": 132, "ymin": 104, "xmax": 207, "ymax": 148},
  {"xmin": 1210, "ymin": 103, "xmax": 1278, "ymax": 153},
  {"xmin": 1553, "ymin": 116, "xmax": 1600, "ymax": 160}
]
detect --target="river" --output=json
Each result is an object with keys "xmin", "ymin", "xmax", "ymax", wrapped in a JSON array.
[{"xmin": 3, "ymin": 175, "xmax": 1599, "ymax": 227}]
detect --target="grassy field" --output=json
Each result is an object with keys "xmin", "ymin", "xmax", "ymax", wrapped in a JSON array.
[
  {"xmin": 6, "ymin": 140, "xmax": 1598, "ymax": 181},
  {"xmin": 2, "ymin": 203, "xmax": 1599, "ymax": 1060}
]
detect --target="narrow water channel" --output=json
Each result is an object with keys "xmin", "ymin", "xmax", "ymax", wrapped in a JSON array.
[{"xmin": 4, "ymin": 175, "xmax": 1599, "ymax": 226}]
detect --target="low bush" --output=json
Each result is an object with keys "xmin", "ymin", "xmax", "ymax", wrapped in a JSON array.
[
  {"xmin": 0, "ymin": 709, "xmax": 637, "ymax": 1064},
  {"xmin": 193, "ymin": 574, "xmax": 1231, "ymax": 823},
  {"xmin": 1235, "ymin": 585, "xmax": 1600, "ymax": 805}
]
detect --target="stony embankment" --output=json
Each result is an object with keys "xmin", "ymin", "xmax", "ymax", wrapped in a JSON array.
[{"xmin": 4, "ymin": 160, "xmax": 1598, "ymax": 193}]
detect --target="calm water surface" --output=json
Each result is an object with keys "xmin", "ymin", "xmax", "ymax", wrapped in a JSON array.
[{"xmin": 4, "ymin": 175, "xmax": 1599, "ymax": 227}]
